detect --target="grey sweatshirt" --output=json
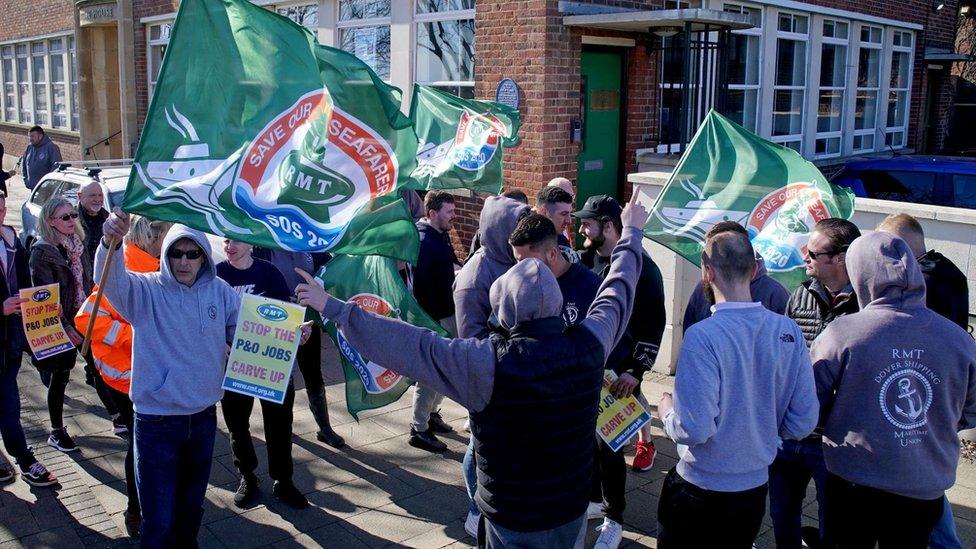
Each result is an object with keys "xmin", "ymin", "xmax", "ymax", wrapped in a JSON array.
[
  {"xmin": 452, "ymin": 196, "xmax": 529, "ymax": 339},
  {"xmin": 95, "ymin": 225, "xmax": 240, "ymax": 416},
  {"xmin": 664, "ymin": 301, "xmax": 818, "ymax": 492},
  {"xmin": 321, "ymin": 226, "xmax": 645, "ymax": 413},
  {"xmin": 812, "ymin": 232, "xmax": 976, "ymax": 500}
]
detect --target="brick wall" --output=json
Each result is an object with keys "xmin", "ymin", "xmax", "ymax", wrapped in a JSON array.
[{"xmin": 132, "ymin": 0, "xmax": 181, "ymax": 134}]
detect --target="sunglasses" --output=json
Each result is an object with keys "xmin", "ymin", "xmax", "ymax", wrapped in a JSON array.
[
  {"xmin": 52, "ymin": 213, "xmax": 79, "ymax": 222},
  {"xmin": 167, "ymin": 248, "xmax": 204, "ymax": 260},
  {"xmin": 807, "ymin": 245, "xmax": 848, "ymax": 260}
]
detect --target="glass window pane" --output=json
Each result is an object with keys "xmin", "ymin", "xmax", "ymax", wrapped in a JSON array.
[
  {"xmin": 778, "ymin": 13, "xmax": 792, "ymax": 32},
  {"xmin": 416, "ymin": 0, "xmax": 475, "ymax": 14},
  {"xmin": 431, "ymin": 84, "xmax": 474, "ymax": 99},
  {"xmin": 50, "ymin": 54, "xmax": 65, "ymax": 83},
  {"xmin": 817, "ymin": 90, "xmax": 844, "ymax": 132},
  {"xmin": 3, "ymin": 84, "xmax": 14, "ymax": 121},
  {"xmin": 887, "ymin": 90, "xmax": 908, "ymax": 127},
  {"xmin": 776, "ymin": 39, "xmax": 806, "ymax": 87},
  {"xmin": 278, "ymin": 4, "xmax": 319, "ymax": 29},
  {"xmin": 150, "ymin": 45, "xmax": 166, "ymax": 83},
  {"xmin": 728, "ymin": 33, "xmax": 759, "ymax": 86},
  {"xmin": 819, "ymin": 43, "xmax": 846, "ymax": 87},
  {"xmin": 31, "ymin": 42, "xmax": 45, "ymax": 55},
  {"xmin": 793, "ymin": 15, "xmax": 808, "ymax": 34},
  {"xmin": 15, "ymin": 45, "xmax": 27, "ymax": 56},
  {"xmin": 32, "ymin": 55, "xmax": 45, "ymax": 81},
  {"xmin": 890, "ymin": 51, "xmax": 910, "ymax": 89},
  {"xmin": 339, "ymin": 0, "xmax": 391, "ymax": 21},
  {"xmin": 416, "ymin": 18, "xmax": 475, "ymax": 84},
  {"xmin": 49, "ymin": 39, "xmax": 63, "ymax": 54},
  {"xmin": 339, "ymin": 26, "xmax": 391, "ymax": 80},
  {"xmin": 1, "ymin": 46, "xmax": 12, "ymax": 58},
  {"xmin": 952, "ymin": 175, "xmax": 976, "ymax": 209},
  {"xmin": 52, "ymin": 83, "xmax": 66, "ymax": 128},
  {"xmin": 773, "ymin": 89, "xmax": 804, "ymax": 136},
  {"xmin": 853, "ymin": 133, "xmax": 874, "ymax": 151},
  {"xmin": 858, "ymin": 48, "xmax": 880, "ymax": 88},
  {"xmin": 726, "ymin": 88, "xmax": 758, "ymax": 131},
  {"xmin": 855, "ymin": 90, "xmax": 878, "ymax": 130},
  {"xmin": 1, "ymin": 58, "xmax": 11, "ymax": 82},
  {"xmin": 815, "ymin": 137, "xmax": 840, "ymax": 156}
]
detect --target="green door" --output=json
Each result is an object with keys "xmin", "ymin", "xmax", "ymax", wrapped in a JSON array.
[{"xmin": 577, "ymin": 49, "xmax": 624, "ymax": 208}]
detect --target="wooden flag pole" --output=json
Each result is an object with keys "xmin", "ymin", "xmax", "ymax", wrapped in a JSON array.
[{"xmin": 80, "ymin": 235, "xmax": 120, "ymax": 356}]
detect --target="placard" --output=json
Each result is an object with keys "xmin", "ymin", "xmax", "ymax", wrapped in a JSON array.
[
  {"xmin": 20, "ymin": 284, "xmax": 74, "ymax": 360},
  {"xmin": 597, "ymin": 370, "xmax": 652, "ymax": 452},
  {"xmin": 223, "ymin": 294, "xmax": 305, "ymax": 403}
]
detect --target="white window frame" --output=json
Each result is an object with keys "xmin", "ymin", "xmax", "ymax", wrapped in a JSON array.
[
  {"xmin": 811, "ymin": 18, "xmax": 849, "ymax": 159},
  {"xmin": 769, "ymin": 10, "xmax": 809, "ymax": 153},
  {"xmin": 850, "ymin": 24, "xmax": 883, "ymax": 154},
  {"xmin": 276, "ymin": 1, "xmax": 320, "ymax": 31},
  {"xmin": 413, "ymin": 3, "xmax": 476, "ymax": 97},
  {"xmin": 723, "ymin": 2, "xmax": 763, "ymax": 132},
  {"xmin": 0, "ymin": 45, "xmax": 15, "ymax": 124},
  {"xmin": 30, "ymin": 41, "xmax": 49, "ymax": 127},
  {"xmin": 335, "ymin": 0, "xmax": 392, "ymax": 81},
  {"xmin": 146, "ymin": 21, "xmax": 173, "ymax": 100},
  {"xmin": 0, "ymin": 34, "xmax": 77, "ymax": 133},
  {"xmin": 885, "ymin": 30, "xmax": 913, "ymax": 150}
]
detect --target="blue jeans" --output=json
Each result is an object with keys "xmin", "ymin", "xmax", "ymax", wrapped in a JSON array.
[
  {"xmin": 930, "ymin": 495, "xmax": 962, "ymax": 549},
  {"xmin": 484, "ymin": 514, "xmax": 586, "ymax": 549},
  {"xmin": 768, "ymin": 438, "xmax": 828, "ymax": 549},
  {"xmin": 463, "ymin": 434, "xmax": 479, "ymax": 515},
  {"xmin": 134, "ymin": 406, "xmax": 217, "ymax": 549},
  {"xmin": 0, "ymin": 357, "xmax": 32, "ymax": 465}
]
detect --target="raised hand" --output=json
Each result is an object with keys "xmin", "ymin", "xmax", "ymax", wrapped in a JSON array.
[
  {"xmin": 103, "ymin": 207, "xmax": 131, "ymax": 243},
  {"xmin": 294, "ymin": 268, "xmax": 330, "ymax": 313},
  {"xmin": 620, "ymin": 190, "xmax": 650, "ymax": 230}
]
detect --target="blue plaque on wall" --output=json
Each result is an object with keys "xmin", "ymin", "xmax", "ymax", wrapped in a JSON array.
[{"xmin": 495, "ymin": 78, "xmax": 520, "ymax": 110}]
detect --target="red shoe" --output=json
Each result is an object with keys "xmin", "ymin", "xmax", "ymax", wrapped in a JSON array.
[{"xmin": 632, "ymin": 441, "xmax": 656, "ymax": 472}]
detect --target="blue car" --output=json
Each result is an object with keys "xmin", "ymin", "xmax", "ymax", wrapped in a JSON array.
[{"xmin": 830, "ymin": 156, "xmax": 976, "ymax": 210}]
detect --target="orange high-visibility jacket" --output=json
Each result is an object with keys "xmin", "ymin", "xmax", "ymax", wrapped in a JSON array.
[{"xmin": 74, "ymin": 244, "xmax": 160, "ymax": 394}]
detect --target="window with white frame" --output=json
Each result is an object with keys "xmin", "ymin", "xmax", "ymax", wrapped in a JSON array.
[
  {"xmin": 853, "ymin": 25, "xmax": 882, "ymax": 153},
  {"xmin": 337, "ymin": 0, "xmax": 391, "ymax": 80},
  {"xmin": 724, "ymin": 3, "xmax": 762, "ymax": 131},
  {"xmin": 415, "ymin": 0, "xmax": 475, "ymax": 99},
  {"xmin": 0, "ymin": 35, "xmax": 76, "ymax": 131},
  {"xmin": 772, "ymin": 12, "xmax": 809, "ymax": 152},
  {"xmin": 277, "ymin": 2, "xmax": 319, "ymax": 30},
  {"xmin": 886, "ymin": 30, "xmax": 913, "ymax": 149},
  {"xmin": 147, "ymin": 22, "xmax": 172, "ymax": 99},
  {"xmin": 814, "ymin": 19, "xmax": 849, "ymax": 159},
  {"xmin": 69, "ymin": 37, "xmax": 77, "ymax": 131}
]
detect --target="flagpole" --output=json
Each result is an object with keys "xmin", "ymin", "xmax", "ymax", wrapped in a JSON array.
[{"xmin": 80, "ymin": 236, "xmax": 120, "ymax": 356}]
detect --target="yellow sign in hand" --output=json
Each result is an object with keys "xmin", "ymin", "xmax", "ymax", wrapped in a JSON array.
[
  {"xmin": 20, "ymin": 284, "xmax": 74, "ymax": 360},
  {"xmin": 223, "ymin": 293, "xmax": 305, "ymax": 404},
  {"xmin": 597, "ymin": 370, "xmax": 652, "ymax": 452}
]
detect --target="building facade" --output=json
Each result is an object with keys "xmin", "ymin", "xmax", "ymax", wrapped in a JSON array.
[{"xmin": 0, "ymin": 0, "xmax": 970, "ymax": 247}]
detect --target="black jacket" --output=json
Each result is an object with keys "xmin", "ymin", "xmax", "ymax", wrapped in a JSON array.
[
  {"xmin": 591, "ymin": 251, "xmax": 666, "ymax": 379},
  {"xmin": 786, "ymin": 279, "xmax": 859, "ymax": 346},
  {"xmin": 919, "ymin": 250, "xmax": 970, "ymax": 331},
  {"xmin": 80, "ymin": 208, "xmax": 109, "ymax": 263},
  {"xmin": 411, "ymin": 219, "xmax": 458, "ymax": 321},
  {"xmin": 0, "ymin": 227, "xmax": 30, "ymax": 373}
]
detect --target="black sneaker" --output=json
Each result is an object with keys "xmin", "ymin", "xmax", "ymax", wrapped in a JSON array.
[
  {"xmin": 0, "ymin": 464, "xmax": 13, "ymax": 483},
  {"xmin": 48, "ymin": 427, "xmax": 78, "ymax": 453},
  {"xmin": 112, "ymin": 418, "xmax": 129, "ymax": 437},
  {"xmin": 409, "ymin": 428, "xmax": 447, "ymax": 453},
  {"xmin": 316, "ymin": 428, "xmax": 346, "ymax": 449},
  {"xmin": 21, "ymin": 461, "xmax": 57, "ymax": 487},
  {"xmin": 233, "ymin": 475, "xmax": 259, "ymax": 508},
  {"xmin": 428, "ymin": 410, "xmax": 454, "ymax": 434},
  {"xmin": 124, "ymin": 509, "xmax": 141, "ymax": 537},
  {"xmin": 272, "ymin": 481, "xmax": 309, "ymax": 509}
]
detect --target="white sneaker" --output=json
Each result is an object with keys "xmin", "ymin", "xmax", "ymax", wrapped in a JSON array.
[
  {"xmin": 594, "ymin": 518, "xmax": 622, "ymax": 549},
  {"xmin": 586, "ymin": 501, "xmax": 605, "ymax": 519},
  {"xmin": 464, "ymin": 510, "xmax": 480, "ymax": 538}
]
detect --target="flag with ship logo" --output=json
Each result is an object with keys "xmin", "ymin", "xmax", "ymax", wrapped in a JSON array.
[
  {"xmin": 314, "ymin": 255, "xmax": 448, "ymax": 419},
  {"xmin": 644, "ymin": 110, "xmax": 855, "ymax": 289},
  {"xmin": 409, "ymin": 84, "xmax": 521, "ymax": 194},
  {"xmin": 123, "ymin": 0, "xmax": 420, "ymax": 261}
]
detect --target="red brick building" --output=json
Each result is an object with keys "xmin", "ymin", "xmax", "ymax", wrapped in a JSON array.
[{"xmin": 0, "ymin": 0, "xmax": 970, "ymax": 247}]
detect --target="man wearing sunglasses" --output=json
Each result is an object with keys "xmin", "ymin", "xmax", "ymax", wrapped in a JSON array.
[
  {"xmin": 96, "ymin": 209, "xmax": 239, "ymax": 548},
  {"xmin": 771, "ymin": 217, "xmax": 861, "ymax": 549}
]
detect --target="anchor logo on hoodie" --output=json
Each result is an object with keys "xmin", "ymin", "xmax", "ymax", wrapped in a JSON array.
[{"xmin": 879, "ymin": 369, "xmax": 932, "ymax": 431}]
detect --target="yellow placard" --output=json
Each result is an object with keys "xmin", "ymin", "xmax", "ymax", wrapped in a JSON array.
[
  {"xmin": 19, "ymin": 283, "xmax": 74, "ymax": 360},
  {"xmin": 597, "ymin": 370, "xmax": 652, "ymax": 452}
]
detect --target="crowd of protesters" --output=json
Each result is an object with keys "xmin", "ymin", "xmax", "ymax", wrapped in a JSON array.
[{"xmin": 0, "ymin": 158, "xmax": 972, "ymax": 549}]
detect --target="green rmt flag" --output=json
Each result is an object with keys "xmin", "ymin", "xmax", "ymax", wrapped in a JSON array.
[
  {"xmin": 123, "ymin": 0, "xmax": 420, "ymax": 261},
  {"xmin": 315, "ymin": 255, "xmax": 448, "ymax": 420},
  {"xmin": 644, "ymin": 110, "xmax": 855, "ymax": 289},
  {"xmin": 409, "ymin": 84, "xmax": 521, "ymax": 194}
]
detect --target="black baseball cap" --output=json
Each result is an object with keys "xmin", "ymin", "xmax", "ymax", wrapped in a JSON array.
[{"xmin": 572, "ymin": 194, "xmax": 622, "ymax": 220}]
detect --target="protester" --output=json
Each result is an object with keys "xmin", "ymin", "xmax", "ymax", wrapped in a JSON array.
[
  {"xmin": 547, "ymin": 176, "xmax": 575, "ymax": 198},
  {"xmin": 656, "ymin": 230, "xmax": 819, "ymax": 547},
  {"xmin": 878, "ymin": 213, "xmax": 969, "ymax": 330},
  {"xmin": 682, "ymin": 221, "xmax": 789, "ymax": 332},
  {"xmin": 772, "ymin": 218, "xmax": 860, "ymax": 548},
  {"xmin": 535, "ymin": 186, "xmax": 580, "ymax": 263},
  {"xmin": 406, "ymin": 191, "xmax": 461, "ymax": 453},
  {"xmin": 75, "ymin": 215, "xmax": 171, "ymax": 536},
  {"xmin": 97, "ymin": 212, "xmax": 239, "ymax": 548},
  {"xmin": 29, "ymin": 198, "xmax": 92, "ymax": 453},
  {"xmin": 254, "ymin": 248, "xmax": 345, "ymax": 449},
  {"xmin": 0, "ymin": 142, "xmax": 14, "ymax": 195},
  {"xmin": 216, "ymin": 239, "xmax": 311, "ymax": 509},
  {"xmin": 0, "ymin": 191, "xmax": 56, "ymax": 486},
  {"xmin": 21, "ymin": 126, "xmax": 62, "ymax": 190},
  {"xmin": 575, "ymin": 194, "xmax": 666, "ymax": 547},
  {"xmin": 466, "ymin": 189, "xmax": 529, "ymax": 261},
  {"xmin": 296, "ymin": 192, "xmax": 649, "ymax": 548},
  {"xmin": 453, "ymin": 194, "xmax": 529, "ymax": 536},
  {"xmin": 812, "ymin": 231, "xmax": 976, "ymax": 547}
]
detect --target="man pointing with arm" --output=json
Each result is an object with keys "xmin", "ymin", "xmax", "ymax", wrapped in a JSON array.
[{"xmin": 295, "ymin": 193, "xmax": 650, "ymax": 548}]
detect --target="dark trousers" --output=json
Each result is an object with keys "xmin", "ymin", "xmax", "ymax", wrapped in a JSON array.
[
  {"xmin": 824, "ymin": 472, "xmax": 943, "ymax": 548},
  {"xmin": 109, "ymin": 387, "xmax": 138, "ymax": 513},
  {"xmin": 590, "ymin": 436, "xmax": 627, "ymax": 523},
  {"xmin": 134, "ymin": 406, "xmax": 217, "ymax": 549},
  {"xmin": 296, "ymin": 326, "xmax": 323, "ymax": 392},
  {"xmin": 0, "ymin": 357, "xmax": 32, "ymax": 465},
  {"xmin": 84, "ymin": 352, "xmax": 118, "ymax": 417},
  {"xmin": 769, "ymin": 438, "xmax": 828, "ymax": 548},
  {"xmin": 657, "ymin": 467, "xmax": 767, "ymax": 548},
  {"xmin": 38, "ymin": 367, "xmax": 71, "ymax": 430},
  {"xmin": 220, "ymin": 384, "xmax": 296, "ymax": 482}
]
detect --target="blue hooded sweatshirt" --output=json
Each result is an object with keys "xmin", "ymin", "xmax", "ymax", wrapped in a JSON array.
[{"xmin": 94, "ymin": 224, "xmax": 239, "ymax": 415}]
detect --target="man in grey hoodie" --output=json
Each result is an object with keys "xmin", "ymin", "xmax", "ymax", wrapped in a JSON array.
[
  {"xmin": 812, "ymin": 231, "xmax": 976, "ymax": 547},
  {"xmin": 98, "ymin": 210, "xmax": 240, "ymax": 548},
  {"xmin": 297, "ymin": 194, "xmax": 648, "ymax": 548},
  {"xmin": 20, "ymin": 126, "xmax": 62, "ymax": 190}
]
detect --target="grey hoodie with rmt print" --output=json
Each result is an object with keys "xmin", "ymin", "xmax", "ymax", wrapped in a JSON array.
[{"xmin": 812, "ymin": 231, "xmax": 976, "ymax": 500}]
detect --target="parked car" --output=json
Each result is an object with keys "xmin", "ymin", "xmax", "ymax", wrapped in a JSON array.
[{"xmin": 830, "ymin": 156, "xmax": 976, "ymax": 210}]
